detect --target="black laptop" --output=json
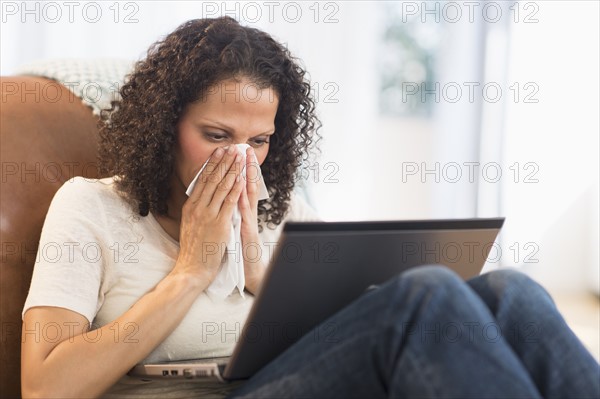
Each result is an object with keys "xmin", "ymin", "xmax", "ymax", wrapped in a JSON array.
[{"xmin": 129, "ymin": 217, "xmax": 505, "ymax": 382}]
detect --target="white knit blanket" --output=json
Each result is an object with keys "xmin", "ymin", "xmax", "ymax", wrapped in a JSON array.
[{"xmin": 15, "ymin": 58, "xmax": 134, "ymax": 116}]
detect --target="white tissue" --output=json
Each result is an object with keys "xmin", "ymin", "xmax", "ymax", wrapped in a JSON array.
[{"xmin": 185, "ymin": 143, "xmax": 269, "ymax": 300}]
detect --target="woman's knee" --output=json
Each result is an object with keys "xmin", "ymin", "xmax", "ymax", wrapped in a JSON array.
[
  {"xmin": 370, "ymin": 266, "xmax": 484, "ymax": 333},
  {"xmin": 380, "ymin": 264, "xmax": 466, "ymax": 301},
  {"xmin": 470, "ymin": 268, "xmax": 554, "ymax": 308},
  {"xmin": 399, "ymin": 264, "xmax": 463, "ymax": 287},
  {"xmin": 481, "ymin": 269, "xmax": 548, "ymax": 295}
]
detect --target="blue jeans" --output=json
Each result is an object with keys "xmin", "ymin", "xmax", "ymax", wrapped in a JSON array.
[{"xmin": 227, "ymin": 265, "xmax": 600, "ymax": 398}]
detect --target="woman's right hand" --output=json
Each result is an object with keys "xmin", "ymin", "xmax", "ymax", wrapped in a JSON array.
[{"xmin": 172, "ymin": 145, "xmax": 245, "ymax": 286}]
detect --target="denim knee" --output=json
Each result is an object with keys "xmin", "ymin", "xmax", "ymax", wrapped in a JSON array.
[
  {"xmin": 481, "ymin": 269, "xmax": 551, "ymax": 299},
  {"xmin": 486, "ymin": 268, "xmax": 534, "ymax": 285},
  {"xmin": 469, "ymin": 268, "xmax": 555, "ymax": 314},
  {"xmin": 399, "ymin": 264, "xmax": 464, "ymax": 288},
  {"xmin": 361, "ymin": 265, "xmax": 469, "ymax": 330},
  {"xmin": 376, "ymin": 264, "xmax": 466, "ymax": 303}
]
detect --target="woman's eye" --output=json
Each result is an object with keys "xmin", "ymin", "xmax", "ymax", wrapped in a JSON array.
[
  {"xmin": 206, "ymin": 133, "xmax": 227, "ymax": 141},
  {"xmin": 251, "ymin": 139, "xmax": 270, "ymax": 146}
]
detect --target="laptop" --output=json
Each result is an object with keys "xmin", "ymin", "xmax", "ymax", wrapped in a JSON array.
[{"xmin": 129, "ymin": 217, "xmax": 505, "ymax": 382}]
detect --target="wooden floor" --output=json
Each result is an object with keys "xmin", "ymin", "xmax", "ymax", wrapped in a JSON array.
[{"xmin": 551, "ymin": 292, "xmax": 600, "ymax": 362}]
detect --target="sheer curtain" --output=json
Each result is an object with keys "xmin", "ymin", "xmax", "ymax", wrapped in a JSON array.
[{"xmin": 489, "ymin": 1, "xmax": 599, "ymax": 293}]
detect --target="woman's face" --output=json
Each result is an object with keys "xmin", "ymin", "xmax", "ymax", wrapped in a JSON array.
[{"xmin": 174, "ymin": 77, "xmax": 279, "ymax": 189}]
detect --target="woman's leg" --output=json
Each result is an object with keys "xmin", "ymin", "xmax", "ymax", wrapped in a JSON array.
[
  {"xmin": 228, "ymin": 265, "xmax": 542, "ymax": 399},
  {"xmin": 467, "ymin": 269, "xmax": 600, "ymax": 399}
]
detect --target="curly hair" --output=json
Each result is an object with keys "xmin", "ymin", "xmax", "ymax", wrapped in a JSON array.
[{"xmin": 98, "ymin": 16, "xmax": 321, "ymax": 229}]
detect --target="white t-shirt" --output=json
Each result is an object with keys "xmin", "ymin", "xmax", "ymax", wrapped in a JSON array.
[{"xmin": 22, "ymin": 176, "xmax": 320, "ymax": 397}]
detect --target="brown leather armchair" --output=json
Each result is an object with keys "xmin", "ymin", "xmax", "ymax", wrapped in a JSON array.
[{"xmin": 1, "ymin": 76, "xmax": 102, "ymax": 398}]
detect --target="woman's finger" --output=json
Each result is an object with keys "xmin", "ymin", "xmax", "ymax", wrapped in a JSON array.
[
  {"xmin": 238, "ymin": 181, "xmax": 250, "ymax": 215},
  {"xmin": 208, "ymin": 152, "xmax": 244, "ymax": 211},
  {"xmin": 245, "ymin": 147, "xmax": 260, "ymax": 208},
  {"xmin": 187, "ymin": 146, "xmax": 225, "ymax": 203},
  {"xmin": 217, "ymin": 165, "xmax": 246, "ymax": 222},
  {"xmin": 195, "ymin": 146, "xmax": 239, "ymax": 207}
]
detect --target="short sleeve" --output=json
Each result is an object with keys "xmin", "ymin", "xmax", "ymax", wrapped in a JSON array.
[{"xmin": 22, "ymin": 177, "xmax": 108, "ymax": 325}]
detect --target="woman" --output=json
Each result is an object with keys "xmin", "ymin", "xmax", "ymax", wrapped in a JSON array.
[{"xmin": 21, "ymin": 17, "xmax": 599, "ymax": 399}]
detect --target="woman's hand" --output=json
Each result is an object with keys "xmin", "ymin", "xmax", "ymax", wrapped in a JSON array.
[
  {"xmin": 238, "ymin": 146, "xmax": 267, "ymax": 295},
  {"xmin": 21, "ymin": 148, "xmax": 247, "ymax": 398},
  {"xmin": 173, "ymin": 146, "xmax": 246, "ymax": 288}
]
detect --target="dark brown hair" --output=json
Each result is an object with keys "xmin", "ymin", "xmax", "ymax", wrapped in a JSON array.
[{"xmin": 98, "ymin": 17, "xmax": 321, "ymax": 228}]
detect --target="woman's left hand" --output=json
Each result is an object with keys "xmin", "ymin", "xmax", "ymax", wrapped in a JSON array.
[{"xmin": 238, "ymin": 146, "xmax": 267, "ymax": 295}]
